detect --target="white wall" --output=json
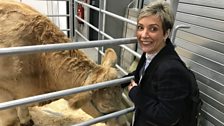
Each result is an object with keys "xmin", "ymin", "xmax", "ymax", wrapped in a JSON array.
[{"xmin": 18, "ymin": 0, "xmax": 68, "ymax": 35}]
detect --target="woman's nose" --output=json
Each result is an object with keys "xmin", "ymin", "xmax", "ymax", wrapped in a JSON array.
[{"xmin": 141, "ymin": 29, "xmax": 149, "ymax": 38}]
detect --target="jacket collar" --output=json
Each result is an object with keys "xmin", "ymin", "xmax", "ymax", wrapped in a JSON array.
[
  {"xmin": 135, "ymin": 38, "xmax": 176, "ymax": 81},
  {"xmin": 144, "ymin": 38, "xmax": 177, "ymax": 73}
]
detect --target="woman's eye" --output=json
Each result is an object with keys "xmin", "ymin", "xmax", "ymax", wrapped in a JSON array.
[
  {"xmin": 137, "ymin": 25, "xmax": 143, "ymax": 30},
  {"xmin": 149, "ymin": 27, "xmax": 158, "ymax": 32}
]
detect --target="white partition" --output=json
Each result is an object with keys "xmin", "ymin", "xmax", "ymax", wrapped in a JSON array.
[{"xmin": 174, "ymin": 0, "xmax": 224, "ymax": 125}]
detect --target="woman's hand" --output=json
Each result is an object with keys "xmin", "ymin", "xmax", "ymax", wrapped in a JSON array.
[{"xmin": 128, "ymin": 80, "xmax": 138, "ymax": 91}]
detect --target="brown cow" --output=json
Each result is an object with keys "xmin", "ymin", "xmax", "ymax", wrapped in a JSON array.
[{"xmin": 0, "ymin": 0, "xmax": 126, "ymax": 126}]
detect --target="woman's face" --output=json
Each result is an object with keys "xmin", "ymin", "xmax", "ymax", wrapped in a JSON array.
[{"xmin": 136, "ymin": 15, "xmax": 167, "ymax": 54}]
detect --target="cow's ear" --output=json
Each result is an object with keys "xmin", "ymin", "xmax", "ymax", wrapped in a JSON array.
[{"xmin": 101, "ymin": 48, "xmax": 117, "ymax": 67}]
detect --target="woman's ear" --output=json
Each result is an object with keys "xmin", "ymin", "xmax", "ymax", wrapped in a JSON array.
[{"xmin": 164, "ymin": 29, "xmax": 170, "ymax": 40}]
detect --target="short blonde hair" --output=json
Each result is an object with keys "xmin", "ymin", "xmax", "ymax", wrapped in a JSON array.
[{"xmin": 137, "ymin": 0, "xmax": 174, "ymax": 34}]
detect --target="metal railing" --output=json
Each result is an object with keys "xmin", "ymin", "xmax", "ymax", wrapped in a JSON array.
[
  {"xmin": 0, "ymin": 38, "xmax": 136, "ymax": 56},
  {"xmin": 74, "ymin": 0, "xmax": 140, "ymax": 75},
  {"xmin": 0, "ymin": 77, "xmax": 133, "ymax": 110},
  {"xmin": 10, "ymin": 0, "xmax": 140, "ymax": 125},
  {"xmin": 73, "ymin": 106, "xmax": 135, "ymax": 126},
  {"xmin": 0, "ymin": 38, "xmax": 136, "ymax": 125}
]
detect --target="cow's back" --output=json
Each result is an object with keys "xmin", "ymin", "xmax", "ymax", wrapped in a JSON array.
[
  {"xmin": 0, "ymin": 1, "xmax": 54, "ymax": 100},
  {"xmin": 0, "ymin": 0, "xmax": 70, "ymax": 98}
]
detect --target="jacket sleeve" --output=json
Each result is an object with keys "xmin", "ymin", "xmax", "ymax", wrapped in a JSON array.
[
  {"xmin": 121, "ymin": 53, "xmax": 145, "ymax": 88},
  {"xmin": 129, "ymin": 61, "xmax": 190, "ymax": 125},
  {"xmin": 120, "ymin": 71, "xmax": 136, "ymax": 88}
]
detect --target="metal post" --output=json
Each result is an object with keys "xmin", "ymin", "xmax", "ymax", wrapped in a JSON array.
[
  {"xmin": 169, "ymin": 0, "xmax": 179, "ymax": 19},
  {"xmin": 97, "ymin": 0, "xmax": 104, "ymax": 64},
  {"xmin": 69, "ymin": 0, "xmax": 74, "ymax": 41},
  {"xmin": 171, "ymin": 25, "xmax": 190, "ymax": 46}
]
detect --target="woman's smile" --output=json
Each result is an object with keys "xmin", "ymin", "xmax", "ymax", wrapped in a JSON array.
[{"xmin": 136, "ymin": 15, "xmax": 166, "ymax": 54}]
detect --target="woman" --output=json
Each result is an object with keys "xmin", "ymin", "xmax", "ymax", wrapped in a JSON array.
[{"xmin": 123, "ymin": 0, "xmax": 193, "ymax": 126}]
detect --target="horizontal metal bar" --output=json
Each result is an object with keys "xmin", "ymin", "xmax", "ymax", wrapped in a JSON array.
[
  {"xmin": 61, "ymin": 29, "xmax": 70, "ymax": 31},
  {"xmin": 101, "ymin": 8, "xmax": 137, "ymax": 26},
  {"xmin": 73, "ymin": 107, "xmax": 135, "ymax": 126},
  {"xmin": 120, "ymin": 44, "xmax": 141, "ymax": 59},
  {"xmin": 116, "ymin": 64, "xmax": 129, "ymax": 75},
  {"xmin": 88, "ymin": 47, "xmax": 129, "ymax": 75},
  {"xmin": 0, "ymin": 38, "xmax": 137, "ymax": 56},
  {"xmin": 75, "ymin": 29, "xmax": 89, "ymax": 41},
  {"xmin": 75, "ymin": 15, "xmax": 113, "ymax": 39},
  {"xmin": 75, "ymin": 0, "xmax": 137, "ymax": 26},
  {"xmin": 0, "ymin": 76, "xmax": 134, "ymax": 110},
  {"xmin": 74, "ymin": 19, "xmax": 137, "ymax": 74},
  {"xmin": 37, "ymin": 0, "xmax": 69, "ymax": 1},
  {"xmin": 47, "ymin": 14, "xmax": 70, "ymax": 17}
]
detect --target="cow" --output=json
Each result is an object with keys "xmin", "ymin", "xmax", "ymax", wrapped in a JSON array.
[{"xmin": 0, "ymin": 0, "xmax": 126, "ymax": 126}]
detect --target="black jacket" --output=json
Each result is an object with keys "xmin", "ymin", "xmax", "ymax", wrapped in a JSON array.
[{"xmin": 125, "ymin": 39, "xmax": 192, "ymax": 126}]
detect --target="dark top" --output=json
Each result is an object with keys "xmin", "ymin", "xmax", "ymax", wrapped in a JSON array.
[{"xmin": 125, "ymin": 38, "xmax": 192, "ymax": 126}]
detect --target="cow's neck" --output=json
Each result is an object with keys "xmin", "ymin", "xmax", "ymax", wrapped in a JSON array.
[{"xmin": 43, "ymin": 50, "xmax": 98, "ymax": 91}]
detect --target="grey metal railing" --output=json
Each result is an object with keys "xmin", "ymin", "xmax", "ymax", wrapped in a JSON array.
[
  {"xmin": 0, "ymin": 77, "xmax": 134, "ymax": 110},
  {"xmin": 0, "ymin": 38, "xmax": 136, "ymax": 125},
  {"xmin": 72, "ymin": 106, "xmax": 135, "ymax": 126},
  {"xmin": 0, "ymin": 38, "xmax": 136, "ymax": 56}
]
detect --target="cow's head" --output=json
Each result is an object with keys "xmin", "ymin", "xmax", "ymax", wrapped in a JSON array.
[
  {"xmin": 90, "ymin": 86, "xmax": 128, "ymax": 126},
  {"xmin": 68, "ymin": 48, "xmax": 128, "ymax": 125}
]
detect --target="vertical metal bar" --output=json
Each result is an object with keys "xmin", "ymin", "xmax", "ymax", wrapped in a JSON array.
[
  {"xmin": 138, "ymin": 0, "xmax": 143, "ymax": 9},
  {"xmin": 97, "ymin": 0, "xmax": 104, "ymax": 64},
  {"xmin": 169, "ymin": 0, "xmax": 179, "ymax": 19},
  {"xmin": 98, "ymin": 0, "xmax": 103, "ymax": 40},
  {"xmin": 69, "ymin": 0, "xmax": 74, "ymax": 41},
  {"xmin": 123, "ymin": 0, "xmax": 136, "ymax": 38},
  {"xmin": 102, "ymin": 0, "xmax": 107, "ymax": 39}
]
